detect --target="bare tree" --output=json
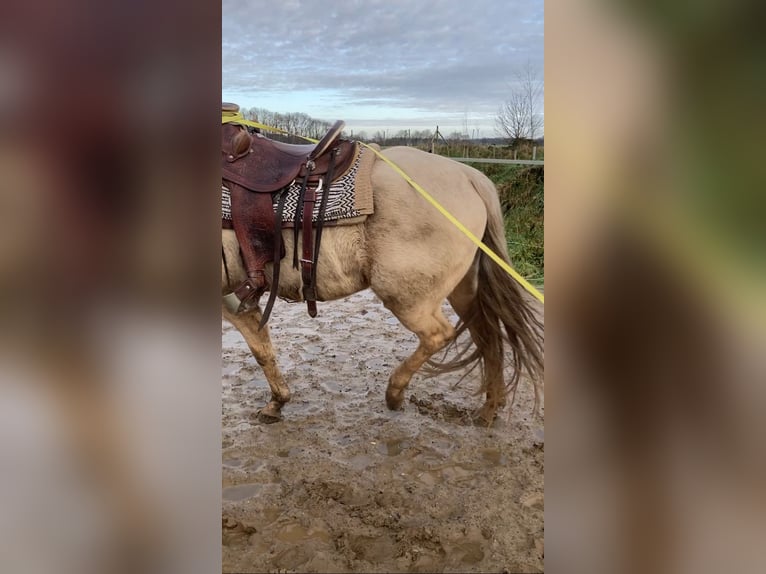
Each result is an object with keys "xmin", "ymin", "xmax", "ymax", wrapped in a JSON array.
[{"xmin": 496, "ymin": 62, "xmax": 544, "ymax": 145}]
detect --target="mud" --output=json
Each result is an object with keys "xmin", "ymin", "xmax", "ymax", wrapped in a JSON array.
[{"xmin": 222, "ymin": 290, "xmax": 544, "ymax": 573}]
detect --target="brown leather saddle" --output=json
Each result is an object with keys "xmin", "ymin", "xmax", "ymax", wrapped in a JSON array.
[{"xmin": 222, "ymin": 102, "xmax": 357, "ymax": 325}]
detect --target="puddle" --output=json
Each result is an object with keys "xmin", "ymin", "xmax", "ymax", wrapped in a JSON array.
[
  {"xmin": 378, "ymin": 438, "xmax": 411, "ymax": 456},
  {"xmin": 221, "ymin": 328, "xmax": 243, "ymax": 348},
  {"xmin": 260, "ymin": 506, "xmax": 282, "ymax": 526},
  {"xmin": 347, "ymin": 454, "xmax": 374, "ymax": 471},
  {"xmin": 276, "ymin": 447, "xmax": 300, "ymax": 458},
  {"xmin": 479, "ymin": 448, "xmax": 508, "ymax": 466},
  {"xmin": 428, "ymin": 438, "xmax": 455, "ymax": 455},
  {"xmin": 221, "ymin": 363, "xmax": 242, "ymax": 377},
  {"xmin": 321, "ymin": 380, "xmax": 342, "ymax": 393},
  {"xmin": 416, "ymin": 470, "xmax": 440, "ymax": 486},
  {"xmin": 331, "ymin": 434, "xmax": 355, "ymax": 447},
  {"xmin": 361, "ymin": 358, "xmax": 390, "ymax": 371},
  {"xmin": 275, "ymin": 521, "xmax": 332, "ymax": 544},
  {"xmin": 244, "ymin": 460, "xmax": 265, "ymax": 472},
  {"xmin": 441, "ymin": 464, "xmax": 474, "ymax": 481},
  {"xmin": 455, "ymin": 541, "xmax": 485, "ymax": 564},
  {"xmin": 349, "ymin": 533, "xmax": 397, "ymax": 562},
  {"xmin": 223, "ymin": 483, "xmax": 261, "ymax": 501},
  {"xmin": 410, "ymin": 447, "xmax": 447, "ymax": 467},
  {"xmin": 411, "ymin": 458, "xmax": 479, "ymax": 485}
]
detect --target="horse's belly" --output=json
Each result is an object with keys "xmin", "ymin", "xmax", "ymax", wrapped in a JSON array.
[
  {"xmin": 223, "ymin": 223, "xmax": 369, "ymax": 302},
  {"xmin": 272, "ymin": 226, "xmax": 370, "ymax": 302}
]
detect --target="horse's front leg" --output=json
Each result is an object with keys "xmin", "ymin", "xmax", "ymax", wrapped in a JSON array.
[{"xmin": 222, "ymin": 306, "xmax": 291, "ymax": 422}]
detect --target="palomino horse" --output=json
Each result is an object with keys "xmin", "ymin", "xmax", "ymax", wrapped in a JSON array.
[{"xmin": 222, "ymin": 146, "xmax": 543, "ymax": 423}]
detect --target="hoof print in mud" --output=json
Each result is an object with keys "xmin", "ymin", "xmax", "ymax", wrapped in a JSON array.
[
  {"xmin": 222, "ymin": 515, "xmax": 256, "ymax": 534},
  {"xmin": 409, "ymin": 394, "xmax": 477, "ymax": 425},
  {"xmin": 257, "ymin": 410, "xmax": 282, "ymax": 424},
  {"xmin": 222, "ymin": 515, "xmax": 257, "ymax": 546}
]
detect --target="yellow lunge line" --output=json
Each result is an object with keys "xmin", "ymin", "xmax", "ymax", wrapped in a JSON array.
[
  {"xmin": 220, "ymin": 113, "xmax": 543, "ymax": 304},
  {"xmin": 222, "ymin": 111, "xmax": 292, "ymax": 135},
  {"xmin": 360, "ymin": 143, "xmax": 544, "ymax": 305}
]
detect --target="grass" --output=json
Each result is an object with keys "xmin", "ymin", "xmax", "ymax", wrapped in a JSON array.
[{"xmin": 472, "ymin": 163, "xmax": 544, "ymax": 286}]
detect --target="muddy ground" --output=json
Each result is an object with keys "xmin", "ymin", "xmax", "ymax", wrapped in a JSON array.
[{"xmin": 222, "ymin": 290, "xmax": 544, "ymax": 573}]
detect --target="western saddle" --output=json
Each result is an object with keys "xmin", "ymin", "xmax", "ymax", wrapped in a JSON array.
[{"xmin": 222, "ymin": 102, "xmax": 357, "ymax": 325}]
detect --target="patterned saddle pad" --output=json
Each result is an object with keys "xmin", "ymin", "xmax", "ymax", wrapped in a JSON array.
[{"xmin": 222, "ymin": 143, "xmax": 375, "ymax": 227}]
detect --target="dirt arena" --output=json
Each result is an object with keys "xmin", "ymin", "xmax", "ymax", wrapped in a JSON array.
[{"xmin": 222, "ymin": 290, "xmax": 544, "ymax": 573}]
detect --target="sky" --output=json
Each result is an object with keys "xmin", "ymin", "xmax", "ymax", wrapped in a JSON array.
[{"xmin": 222, "ymin": 0, "xmax": 543, "ymax": 138}]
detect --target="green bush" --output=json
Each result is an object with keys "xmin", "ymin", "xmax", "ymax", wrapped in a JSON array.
[{"xmin": 476, "ymin": 165, "xmax": 544, "ymax": 284}]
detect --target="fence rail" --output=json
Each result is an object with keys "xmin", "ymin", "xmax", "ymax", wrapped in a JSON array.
[{"xmin": 447, "ymin": 157, "xmax": 544, "ymax": 165}]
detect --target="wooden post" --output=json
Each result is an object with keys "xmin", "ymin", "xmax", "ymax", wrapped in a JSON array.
[{"xmin": 533, "ymin": 146, "xmax": 537, "ymax": 160}]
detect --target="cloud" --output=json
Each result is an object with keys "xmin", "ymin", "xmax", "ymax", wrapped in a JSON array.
[{"xmin": 223, "ymin": 0, "xmax": 543, "ymax": 132}]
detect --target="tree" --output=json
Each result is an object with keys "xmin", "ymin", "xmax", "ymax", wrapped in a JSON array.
[{"xmin": 496, "ymin": 62, "xmax": 544, "ymax": 145}]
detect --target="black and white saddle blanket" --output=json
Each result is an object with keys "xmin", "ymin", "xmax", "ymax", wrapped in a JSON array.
[{"xmin": 222, "ymin": 145, "xmax": 375, "ymax": 226}]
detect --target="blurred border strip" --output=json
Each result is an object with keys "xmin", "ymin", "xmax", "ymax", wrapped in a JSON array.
[{"xmin": 0, "ymin": 1, "xmax": 222, "ymax": 573}]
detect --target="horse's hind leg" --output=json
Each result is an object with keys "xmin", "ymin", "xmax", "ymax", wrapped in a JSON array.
[
  {"xmin": 222, "ymin": 306, "xmax": 291, "ymax": 422},
  {"xmin": 448, "ymin": 268, "xmax": 506, "ymax": 423},
  {"xmin": 384, "ymin": 306, "xmax": 456, "ymax": 410}
]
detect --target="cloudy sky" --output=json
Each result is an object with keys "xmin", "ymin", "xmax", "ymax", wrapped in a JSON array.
[{"xmin": 222, "ymin": 0, "xmax": 543, "ymax": 137}]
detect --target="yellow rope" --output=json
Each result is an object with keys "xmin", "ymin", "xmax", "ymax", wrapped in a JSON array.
[
  {"xmin": 222, "ymin": 111, "xmax": 292, "ymax": 135},
  {"xmin": 221, "ymin": 113, "xmax": 544, "ymax": 304}
]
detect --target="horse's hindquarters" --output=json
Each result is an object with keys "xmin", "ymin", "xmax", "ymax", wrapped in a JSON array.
[{"xmin": 365, "ymin": 147, "xmax": 488, "ymax": 305}]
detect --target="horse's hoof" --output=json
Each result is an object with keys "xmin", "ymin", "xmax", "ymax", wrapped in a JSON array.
[
  {"xmin": 385, "ymin": 388, "xmax": 405, "ymax": 410},
  {"xmin": 472, "ymin": 405, "xmax": 498, "ymax": 427},
  {"xmin": 257, "ymin": 403, "xmax": 283, "ymax": 423}
]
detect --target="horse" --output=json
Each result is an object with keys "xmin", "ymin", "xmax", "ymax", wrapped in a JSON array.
[{"xmin": 221, "ymin": 145, "xmax": 544, "ymax": 423}]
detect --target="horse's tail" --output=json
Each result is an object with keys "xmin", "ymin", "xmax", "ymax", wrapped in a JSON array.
[{"xmin": 428, "ymin": 169, "xmax": 544, "ymax": 411}]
